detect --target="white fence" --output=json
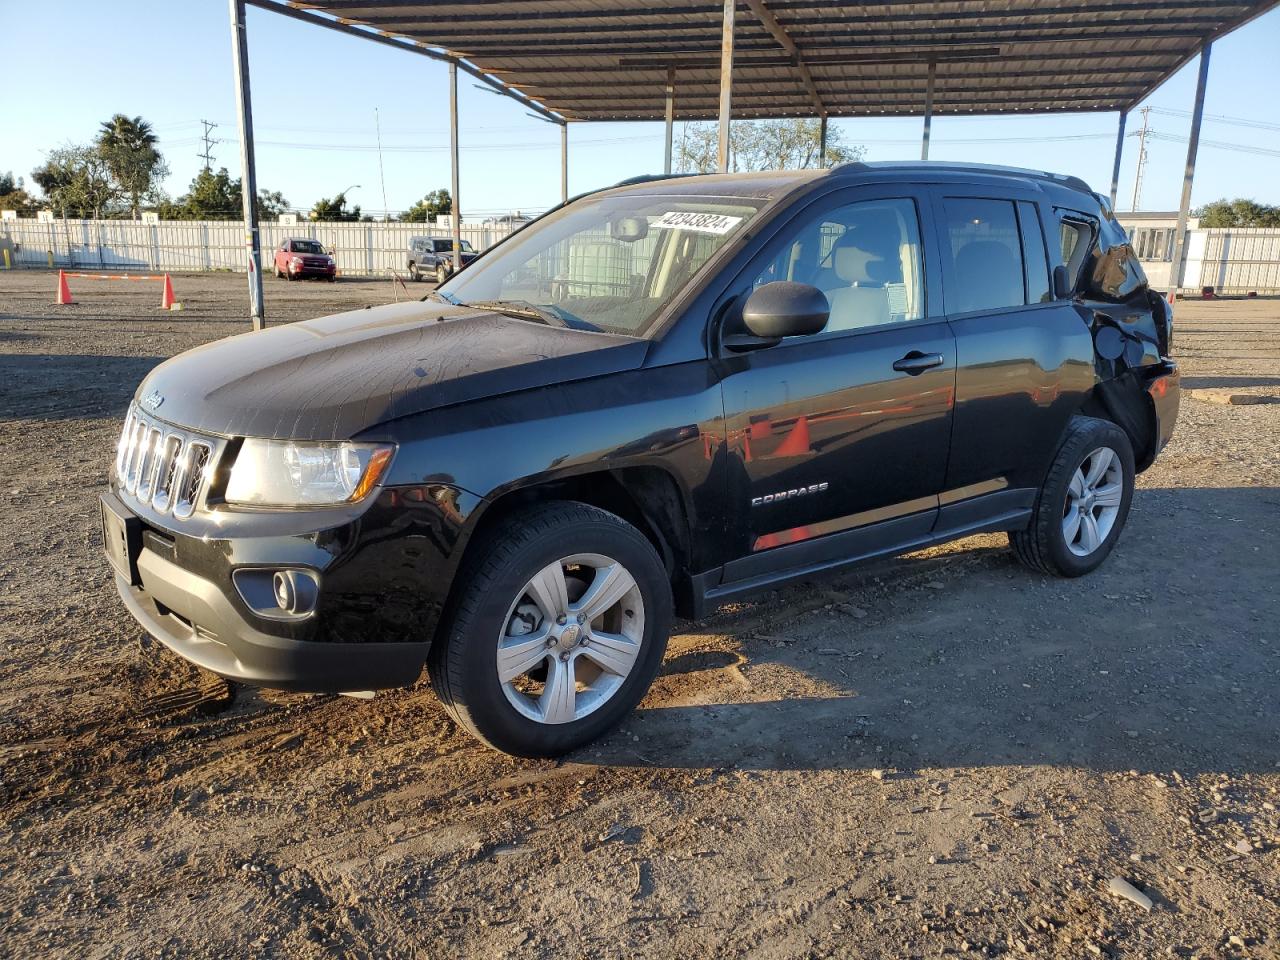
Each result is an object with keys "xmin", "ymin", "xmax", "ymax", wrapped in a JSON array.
[
  {"xmin": 1184, "ymin": 228, "xmax": 1280, "ymax": 296},
  {"xmin": 0, "ymin": 217, "xmax": 517, "ymax": 277},
  {"xmin": 4, "ymin": 216, "xmax": 1279, "ymax": 294}
]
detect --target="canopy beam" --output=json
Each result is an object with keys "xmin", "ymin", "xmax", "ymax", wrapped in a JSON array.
[{"xmin": 744, "ymin": 0, "xmax": 826, "ymax": 117}]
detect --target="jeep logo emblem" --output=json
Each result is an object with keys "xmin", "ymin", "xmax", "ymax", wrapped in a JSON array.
[{"xmin": 142, "ymin": 389, "xmax": 164, "ymax": 411}]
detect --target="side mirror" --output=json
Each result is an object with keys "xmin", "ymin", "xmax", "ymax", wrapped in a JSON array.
[
  {"xmin": 1053, "ymin": 264, "xmax": 1073, "ymax": 299},
  {"xmin": 741, "ymin": 282, "xmax": 829, "ymax": 339}
]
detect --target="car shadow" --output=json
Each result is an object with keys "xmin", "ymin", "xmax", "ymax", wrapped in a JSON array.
[{"xmin": 579, "ymin": 485, "xmax": 1279, "ymax": 778}]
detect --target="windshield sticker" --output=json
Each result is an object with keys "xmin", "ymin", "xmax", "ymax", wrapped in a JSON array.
[{"xmin": 652, "ymin": 211, "xmax": 744, "ymax": 235}]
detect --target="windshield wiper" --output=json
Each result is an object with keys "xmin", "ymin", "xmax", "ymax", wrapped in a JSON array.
[
  {"xmin": 426, "ymin": 289, "xmax": 459, "ymax": 305},
  {"xmin": 461, "ymin": 299, "xmax": 569, "ymax": 328}
]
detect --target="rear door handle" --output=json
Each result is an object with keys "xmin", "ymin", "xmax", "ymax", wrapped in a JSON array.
[{"xmin": 892, "ymin": 351, "xmax": 945, "ymax": 375}]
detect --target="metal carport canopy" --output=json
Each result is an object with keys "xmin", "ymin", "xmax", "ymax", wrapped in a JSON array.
[
  {"xmin": 270, "ymin": 0, "xmax": 1275, "ymax": 120},
  {"xmin": 230, "ymin": 0, "xmax": 1278, "ymax": 327}
]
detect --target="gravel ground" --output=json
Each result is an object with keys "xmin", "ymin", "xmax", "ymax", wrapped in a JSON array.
[{"xmin": 1, "ymin": 271, "xmax": 1277, "ymax": 959}]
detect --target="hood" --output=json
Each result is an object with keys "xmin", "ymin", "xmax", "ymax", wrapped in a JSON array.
[{"xmin": 135, "ymin": 300, "xmax": 648, "ymax": 440}]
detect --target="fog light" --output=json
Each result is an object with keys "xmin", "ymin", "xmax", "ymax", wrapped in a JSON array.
[
  {"xmin": 233, "ymin": 567, "xmax": 320, "ymax": 620},
  {"xmin": 273, "ymin": 571, "xmax": 295, "ymax": 611}
]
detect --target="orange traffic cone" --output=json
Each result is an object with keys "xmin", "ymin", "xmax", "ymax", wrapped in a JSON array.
[
  {"xmin": 160, "ymin": 274, "xmax": 177, "ymax": 310},
  {"xmin": 773, "ymin": 415, "xmax": 812, "ymax": 458},
  {"xmin": 55, "ymin": 270, "xmax": 73, "ymax": 305}
]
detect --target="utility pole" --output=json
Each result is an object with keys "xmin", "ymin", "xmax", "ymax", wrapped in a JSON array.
[
  {"xmin": 198, "ymin": 120, "xmax": 218, "ymax": 171},
  {"xmin": 1130, "ymin": 106, "xmax": 1151, "ymax": 212}
]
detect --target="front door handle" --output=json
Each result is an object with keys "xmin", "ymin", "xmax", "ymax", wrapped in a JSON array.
[{"xmin": 892, "ymin": 351, "xmax": 945, "ymax": 375}]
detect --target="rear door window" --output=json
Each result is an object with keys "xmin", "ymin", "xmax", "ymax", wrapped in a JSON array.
[
  {"xmin": 940, "ymin": 198, "xmax": 1026, "ymax": 314},
  {"xmin": 1057, "ymin": 216, "xmax": 1095, "ymax": 292}
]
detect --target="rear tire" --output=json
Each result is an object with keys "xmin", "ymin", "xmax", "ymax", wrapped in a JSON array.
[
  {"xmin": 428, "ymin": 502, "xmax": 672, "ymax": 757},
  {"xmin": 409, "ymin": 263, "xmax": 421, "ymax": 282},
  {"xmin": 1011, "ymin": 416, "xmax": 1135, "ymax": 577}
]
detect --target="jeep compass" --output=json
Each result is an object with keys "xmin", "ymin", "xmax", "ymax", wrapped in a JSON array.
[{"xmin": 102, "ymin": 162, "xmax": 1179, "ymax": 757}]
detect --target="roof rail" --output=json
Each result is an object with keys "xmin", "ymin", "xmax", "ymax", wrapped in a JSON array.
[{"xmin": 830, "ymin": 160, "xmax": 1093, "ymax": 195}]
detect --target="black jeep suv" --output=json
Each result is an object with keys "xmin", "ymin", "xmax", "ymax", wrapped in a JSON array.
[{"xmin": 102, "ymin": 162, "xmax": 1179, "ymax": 757}]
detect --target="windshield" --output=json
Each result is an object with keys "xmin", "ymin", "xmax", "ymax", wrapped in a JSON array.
[
  {"xmin": 290, "ymin": 241, "xmax": 325, "ymax": 254},
  {"xmin": 439, "ymin": 194, "xmax": 762, "ymax": 337},
  {"xmin": 433, "ymin": 239, "xmax": 474, "ymax": 253}
]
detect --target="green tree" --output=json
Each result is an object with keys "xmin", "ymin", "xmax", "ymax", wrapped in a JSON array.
[
  {"xmin": 0, "ymin": 171, "xmax": 38, "ymax": 214},
  {"xmin": 156, "ymin": 168, "xmax": 289, "ymax": 220},
  {"xmin": 96, "ymin": 114, "xmax": 168, "ymax": 219},
  {"xmin": 676, "ymin": 118, "xmax": 863, "ymax": 174},
  {"xmin": 402, "ymin": 188, "xmax": 452, "ymax": 223},
  {"xmin": 310, "ymin": 192, "xmax": 361, "ymax": 222},
  {"xmin": 31, "ymin": 145, "xmax": 120, "ymax": 218},
  {"xmin": 1194, "ymin": 198, "xmax": 1280, "ymax": 228}
]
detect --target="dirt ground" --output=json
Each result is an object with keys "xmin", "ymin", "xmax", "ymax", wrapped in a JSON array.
[{"xmin": 1, "ymin": 270, "xmax": 1277, "ymax": 959}]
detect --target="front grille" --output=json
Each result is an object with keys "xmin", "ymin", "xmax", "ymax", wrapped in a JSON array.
[{"xmin": 115, "ymin": 404, "xmax": 218, "ymax": 519}]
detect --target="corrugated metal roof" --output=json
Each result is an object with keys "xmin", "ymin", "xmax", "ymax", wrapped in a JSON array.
[{"xmin": 267, "ymin": 1, "xmax": 1278, "ymax": 121}]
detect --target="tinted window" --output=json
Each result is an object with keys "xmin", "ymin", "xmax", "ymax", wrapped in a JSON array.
[
  {"xmin": 941, "ymin": 198, "xmax": 1025, "ymax": 314},
  {"xmin": 749, "ymin": 197, "xmax": 925, "ymax": 333},
  {"xmin": 1017, "ymin": 201, "xmax": 1052, "ymax": 304}
]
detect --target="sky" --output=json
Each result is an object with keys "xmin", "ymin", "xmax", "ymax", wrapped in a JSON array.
[{"xmin": 3, "ymin": 1, "xmax": 1278, "ymax": 220}]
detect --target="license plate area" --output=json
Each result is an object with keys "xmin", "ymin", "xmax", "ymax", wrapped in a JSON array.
[{"xmin": 101, "ymin": 492, "xmax": 142, "ymax": 586}]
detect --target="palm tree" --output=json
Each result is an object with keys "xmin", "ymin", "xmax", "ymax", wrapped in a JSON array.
[{"xmin": 97, "ymin": 114, "xmax": 163, "ymax": 218}]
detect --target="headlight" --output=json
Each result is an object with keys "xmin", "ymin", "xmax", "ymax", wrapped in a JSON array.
[
  {"xmin": 224, "ymin": 439, "xmax": 395, "ymax": 507},
  {"xmin": 290, "ymin": 256, "xmax": 302, "ymax": 265}
]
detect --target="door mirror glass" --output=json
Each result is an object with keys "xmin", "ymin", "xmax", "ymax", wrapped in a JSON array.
[{"xmin": 741, "ymin": 281, "xmax": 829, "ymax": 339}]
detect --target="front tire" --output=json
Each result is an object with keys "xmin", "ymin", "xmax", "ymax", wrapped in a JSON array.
[
  {"xmin": 428, "ymin": 502, "xmax": 672, "ymax": 757},
  {"xmin": 1011, "ymin": 416, "xmax": 1135, "ymax": 577},
  {"xmin": 408, "ymin": 263, "xmax": 421, "ymax": 282},
  {"xmin": 436, "ymin": 263, "xmax": 449, "ymax": 285}
]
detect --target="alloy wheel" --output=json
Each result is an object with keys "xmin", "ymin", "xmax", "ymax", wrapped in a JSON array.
[
  {"xmin": 496, "ymin": 553, "xmax": 645, "ymax": 725},
  {"xmin": 1062, "ymin": 446, "xmax": 1124, "ymax": 557}
]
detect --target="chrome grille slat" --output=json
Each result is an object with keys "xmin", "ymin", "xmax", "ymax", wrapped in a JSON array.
[{"xmin": 114, "ymin": 403, "xmax": 218, "ymax": 520}]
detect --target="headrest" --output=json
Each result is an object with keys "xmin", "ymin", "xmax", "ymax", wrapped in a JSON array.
[{"xmin": 834, "ymin": 244, "xmax": 878, "ymax": 284}]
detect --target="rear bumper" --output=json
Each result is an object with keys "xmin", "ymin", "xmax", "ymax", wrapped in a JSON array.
[
  {"xmin": 115, "ymin": 546, "xmax": 428, "ymax": 691},
  {"xmin": 1144, "ymin": 359, "xmax": 1180, "ymax": 457}
]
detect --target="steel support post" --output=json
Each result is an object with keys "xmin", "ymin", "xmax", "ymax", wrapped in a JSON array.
[
  {"xmin": 664, "ymin": 66, "xmax": 675, "ymax": 175},
  {"xmin": 717, "ymin": 0, "xmax": 735, "ymax": 173},
  {"xmin": 1170, "ymin": 43, "xmax": 1211, "ymax": 296},
  {"xmin": 921, "ymin": 61, "xmax": 936, "ymax": 161},
  {"xmin": 449, "ymin": 62, "xmax": 461, "ymax": 273},
  {"xmin": 560, "ymin": 122, "xmax": 569, "ymax": 202},
  {"xmin": 229, "ymin": 0, "xmax": 264, "ymax": 329},
  {"xmin": 1109, "ymin": 111, "xmax": 1127, "ymax": 208}
]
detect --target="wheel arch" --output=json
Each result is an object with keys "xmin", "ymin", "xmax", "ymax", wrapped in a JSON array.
[
  {"xmin": 1077, "ymin": 371, "xmax": 1159, "ymax": 472},
  {"xmin": 455, "ymin": 465, "xmax": 697, "ymax": 616}
]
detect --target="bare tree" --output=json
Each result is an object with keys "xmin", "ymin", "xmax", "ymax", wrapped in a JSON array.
[{"xmin": 675, "ymin": 118, "xmax": 864, "ymax": 174}]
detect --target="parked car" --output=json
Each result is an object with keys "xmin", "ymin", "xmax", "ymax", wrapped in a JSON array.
[
  {"xmin": 103, "ymin": 162, "xmax": 1178, "ymax": 757},
  {"xmin": 408, "ymin": 236, "xmax": 478, "ymax": 283},
  {"xmin": 273, "ymin": 238, "xmax": 336, "ymax": 281}
]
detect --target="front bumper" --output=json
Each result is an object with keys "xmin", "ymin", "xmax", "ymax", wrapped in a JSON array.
[
  {"xmin": 103, "ymin": 479, "xmax": 480, "ymax": 693},
  {"xmin": 116, "ymin": 547, "xmax": 428, "ymax": 691}
]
